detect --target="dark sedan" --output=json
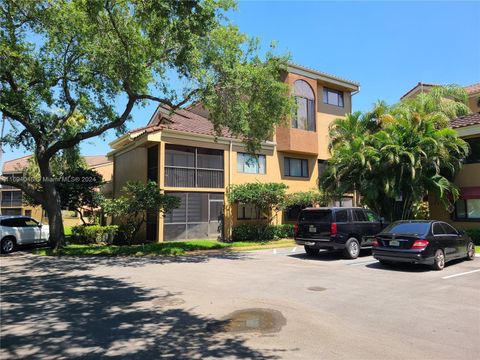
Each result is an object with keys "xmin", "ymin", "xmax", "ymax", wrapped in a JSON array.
[{"xmin": 372, "ymin": 220, "xmax": 475, "ymax": 270}]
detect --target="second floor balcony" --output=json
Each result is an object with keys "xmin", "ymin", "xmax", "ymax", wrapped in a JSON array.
[
  {"xmin": 1, "ymin": 190, "xmax": 23, "ymax": 207},
  {"xmin": 164, "ymin": 144, "xmax": 224, "ymax": 189}
]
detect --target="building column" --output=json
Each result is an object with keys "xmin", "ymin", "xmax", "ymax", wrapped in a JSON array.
[{"xmin": 157, "ymin": 141, "xmax": 165, "ymax": 242}]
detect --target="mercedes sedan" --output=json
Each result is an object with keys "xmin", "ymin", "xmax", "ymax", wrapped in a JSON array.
[{"xmin": 372, "ymin": 220, "xmax": 475, "ymax": 270}]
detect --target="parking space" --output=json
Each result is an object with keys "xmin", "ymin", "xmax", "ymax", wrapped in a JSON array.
[{"xmin": 1, "ymin": 248, "xmax": 479, "ymax": 359}]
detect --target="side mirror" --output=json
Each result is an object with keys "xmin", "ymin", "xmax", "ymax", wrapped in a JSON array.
[
  {"xmin": 379, "ymin": 217, "xmax": 385, "ymax": 223},
  {"xmin": 458, "ymin": 230, "xmax": 465, "ymax": 236},
  {"xmin": 38, "ymin": 223, "xmax": 43, "ymax": 228}
]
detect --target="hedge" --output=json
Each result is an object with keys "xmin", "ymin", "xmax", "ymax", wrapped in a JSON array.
[
  {"xmin": 71, "ymin": 225, "xmax": 119, "ymax": 244},
  {"xmin": 464, "ymin": 229, "xmax": 480, "ymax": 245},
  {"xmin": 232, "ymin": 224, "xmax": 294, "ymax": 242}
]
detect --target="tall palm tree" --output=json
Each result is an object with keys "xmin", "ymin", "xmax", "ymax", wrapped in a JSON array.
[{"xmin": 321, "ymin": 85, "xmax": 470, "ymax": 221}]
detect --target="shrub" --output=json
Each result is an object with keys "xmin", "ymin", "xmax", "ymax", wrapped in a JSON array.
[
  {"xmin": 71, "ymin": 225, "xmax": 119, "ymax": 244},
  {"xmin": 464, "ymin": 229, "xmax": 480, "ymax": 245},
  {"xmin": 275, "ymin": 224, "xmax": 295, "ymax": 239},
  {"xmin": 232, "ymin": 223, "xmax": 294, "ymax": 242}
]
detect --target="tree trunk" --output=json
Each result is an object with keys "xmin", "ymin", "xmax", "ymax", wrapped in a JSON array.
[{"xmin": 38, "ymin": 158, "xmax": 65, "ymax": 251}]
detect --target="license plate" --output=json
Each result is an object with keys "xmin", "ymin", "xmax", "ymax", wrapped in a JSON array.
[
  {"xmin": 390, "ymin": 240, "xmax": 400, "ymax": 246},
  {"xmin": 309, "ymin": 226, "xmax": 316, "ymax": 233}
]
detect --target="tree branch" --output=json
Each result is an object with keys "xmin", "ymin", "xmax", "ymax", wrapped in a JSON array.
[
  {"xmin": 44, "ymin": 95, "xmax": 138, "ymax": 159},
  {"xmin": 0, "ymin": 177, "xmax": 44, "ymax": 204},
  {"xmin": 136, "ymin": 88, "xmax": 200, "ymax": 109}
]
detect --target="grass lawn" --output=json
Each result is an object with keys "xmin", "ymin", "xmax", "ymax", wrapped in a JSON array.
[
  {"xmin": 476, "ymin": 246, "xmax": 480, "ymax": 253},
  {"xmin": 64, "ymin": 226, "xmax": 73, "ymax": 236},
  {"xmin": 34, "ymin": 239, "xmax": 295, "ymax": 256}
]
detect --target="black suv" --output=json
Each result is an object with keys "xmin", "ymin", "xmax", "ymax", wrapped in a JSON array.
[{"xmin": 294, "ymin": 207, "xmax": 386, "ymax": 259}]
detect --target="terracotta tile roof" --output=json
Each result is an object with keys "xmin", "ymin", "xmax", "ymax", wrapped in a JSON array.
[
  {"xmin": 1, "ymin": 155, "xmax": 31, "ymax": 174},
  {"xmin": 465, "ymin": 83, "xmax": 480, "ymax": 95},
  {"xmin": 2, "ymin": 155, "xmax": 111, "ymax": 173},
  {"xmin": 84, "ymin": 155, "xmax": 111, "ymax": 168},
  {"xmin": 400, "ymin": 82, "xmax": 439, "ymax": 100},
  {"xmin": 129, "ymin": 106, "xmax": 234, "ymax": 139},
  {"xmin": 450, "ymin": 113, "xmax": 480, "ymax": 129}
]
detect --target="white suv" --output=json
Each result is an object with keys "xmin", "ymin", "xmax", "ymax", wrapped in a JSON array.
[{"xmin": 0, "ymin": 216, "xmax": 50, "ymax": 254}]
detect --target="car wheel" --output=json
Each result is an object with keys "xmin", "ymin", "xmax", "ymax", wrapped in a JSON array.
[
  {"xmin": 432, "ymin": 249, "xmax": 445, "ymax": 271},
  {"xmin": 343, "ymin": 237, "xmax": 360, "ymax": 259},
  {"xmin": 466, "ymin": 242, "xmax": 475, "ymax": 261},
  {"xmin": 304, "ymin": 246, "xmax": 319, "ymax": 256},
  {"xmin": 1, "ymin": 237, "xmax": 16, "ymax": 254}
]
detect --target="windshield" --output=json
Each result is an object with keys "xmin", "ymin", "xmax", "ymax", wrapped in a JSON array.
[
  {"xmin": 299, "ymin": 210, "xmax": 331, "ymax": 222},
  {"xmin": 382, "ymin": 222, "xmax": 430, "ymax": 235}
]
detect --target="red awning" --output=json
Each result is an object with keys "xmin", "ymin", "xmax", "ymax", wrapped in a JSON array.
[{"xmin": 460, "ymin": 187, "xmax": 480, "ymax": 199}]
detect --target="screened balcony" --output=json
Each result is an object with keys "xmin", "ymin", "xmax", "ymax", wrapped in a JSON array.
[
  {"xmin": 1, "ymin": 190, "xmax": 22, "ymax": 207},
  {"xmin": 164, "ymin": 145, "xmax": 224, "ymax": 188}
]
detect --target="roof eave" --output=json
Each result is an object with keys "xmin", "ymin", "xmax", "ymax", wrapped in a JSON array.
[{"xmin": 287, "ymin": 63, "xmax": 360, "ymax": 91}]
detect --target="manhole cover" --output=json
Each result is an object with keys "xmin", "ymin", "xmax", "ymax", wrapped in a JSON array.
[
  {"xmin": 219, "ymin": 308, "xmax": 286, "ymax": 334},
  {"xmin": 307, "ymin": 286, "xmax": 326, "ymax": 292}
]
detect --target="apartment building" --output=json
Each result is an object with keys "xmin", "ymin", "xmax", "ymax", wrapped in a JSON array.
[
  {"xmin": 402, "ymin": 82, "xmax": 480, "ymax": 229},
  {"xmin": 109, "ymin": 63, "xmax": 360, "ymax": 242},
  {"xmin": 0, "ymin": 155, "xmax": 113, "ymax": 226}
]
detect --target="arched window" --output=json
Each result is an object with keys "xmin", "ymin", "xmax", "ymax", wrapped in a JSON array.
[{"xmin": 293, "ymin": 80, "xmax": 316, "ymax": 131}]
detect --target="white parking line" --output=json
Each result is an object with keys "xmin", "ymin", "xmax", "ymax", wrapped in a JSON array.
[
  {"xmin": 273, "ymin": 249, "xmax": 277, "ymax": 254},
  {"xmin": 442, "ymin": 269, "xmax": 480, "ymax": 279},
  {"xmin": 291, "ymin": 247, "xmax": 297, "ymax": 252},
  {"xmin": 348, "ymin": 259, "xmax": 378, "ymax": 266}
]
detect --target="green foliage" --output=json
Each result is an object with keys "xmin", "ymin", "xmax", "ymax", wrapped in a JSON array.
[
  {"xmin": 102, "ymin": 181, "xmax": 180, "ymax": 244},
  {"xmin": 228, "ymin": 182, "xmax": 288, "ymax": 221},
  {"xmin": 34, "ymin": 239, "xmax": 295, "ymax": 256},
  {"xmin": 464, "ymin": 229, "xmax": 480, "ymax": 245},
  {"xmin": 0, "ymin": 0, "xmax": 294, "ymax": 248},
  {"xmin": 284, "ymin": 190, "xmax": 329, "ymax": 208},
  {"xmin": 71, "ymin": 225, "xmax": 119, "ymax": 244},
  {"xmin": 232, "ymin": 223, "xmax": 294, "ymax": 242},
  {"xmin": 322, "ymin": 86, "xmax": 471, "ymax": 221}
]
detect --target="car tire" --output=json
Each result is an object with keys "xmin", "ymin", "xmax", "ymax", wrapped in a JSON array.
[
  {"xmin": 343, "ymin": 237, "xmax": 360, "ymax": 259},
  {"xmin": 432, "ymin": 249, "xmax": 445, "ymax": 271},
  {"xmin": 466, "ymin": 242, "xmax": 475, "ymax": 261},
  {"xmin": 1, "ymin": 237, "xmax": 16, "ymax": 254},
  {"xmin": 304, "ymin": 246, "xmax": 319, "ymax": 256}
]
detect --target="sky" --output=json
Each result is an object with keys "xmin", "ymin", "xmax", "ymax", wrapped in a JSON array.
[{"xmin": 2, "ymin": 0, "xmax": 480, "ymax": 165}]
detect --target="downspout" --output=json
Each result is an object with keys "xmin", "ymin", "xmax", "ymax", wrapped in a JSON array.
[{"xmin": 350, "ymin": 88, "xmax": 360, "ymax": 206}]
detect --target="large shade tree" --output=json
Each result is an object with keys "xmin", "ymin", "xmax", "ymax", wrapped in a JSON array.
[
  {"xmin": 322, "ymin": 86, "xmax": 471, "ymax": 221},
  {"xmin": 0, "ymin": 0, "xmax": 294, "ymax": 250}
]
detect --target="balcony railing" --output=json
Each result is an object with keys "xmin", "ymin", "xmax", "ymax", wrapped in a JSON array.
[{"xmin": 165, "ymin": 166, "xmax": 224, "ymax": 188}]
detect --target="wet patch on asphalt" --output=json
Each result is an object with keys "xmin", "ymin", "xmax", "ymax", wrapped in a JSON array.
[{"xmin": 211, "ymin": 308, "xmax": 287, "ymax": 334}]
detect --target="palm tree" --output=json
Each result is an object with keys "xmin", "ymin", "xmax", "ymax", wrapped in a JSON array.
[{"xmin": 321, "ymin": 85, "xmax": 470, "ymax": 221}]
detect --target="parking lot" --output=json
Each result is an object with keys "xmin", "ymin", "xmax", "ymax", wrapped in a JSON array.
[{"xmin": 1, "ymin": 247, "xmax": 479, "ymax": 359}]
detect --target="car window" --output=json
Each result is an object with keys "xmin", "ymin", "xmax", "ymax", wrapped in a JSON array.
[
  {"xmin": 440, "ymin": 223, "xmax": 458, "ymax": 235},
  {"xmin": 365, "ymin": 210, "xmax": 379, "ymax": 222},
  {"xmin": 335, "ymin": 209, "xmax": 348, "ymax": 222},
  {"xmin": 432, "ymin": 223, "xmax": 444, "ymax": 235},
  {"xmin": 24, "ymin": 218, "xmax": 39, "ymax": 227},
  {"xmin": 384, "ymin": 222, "xmax": 430, "ymax": 235},
  {"xmin": 1, "ymin": 218, "xmax": 26, "ymax": 227},
  {"xmin": 353, "ymin": 209, "xmax": 368, "ymax": 222},
  {"xmin": 299, "ymin": 210, "xmax": 331, "ymax": 222}
]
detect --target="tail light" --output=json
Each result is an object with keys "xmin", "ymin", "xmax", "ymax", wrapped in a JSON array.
[
  {"xmin": 294, "ymin": 223, "xmax": 299, "ymax": 235},
  {"xmin": 372, "ymin": 238, "xmax": 380, "ymax": 247},
  {"xmin": 331, "ymin": 223, "xmax": 337, "ymax": 235},
  {"xmin": 411, "ymin": 239, "xmax": 429, "ymax": 250}
]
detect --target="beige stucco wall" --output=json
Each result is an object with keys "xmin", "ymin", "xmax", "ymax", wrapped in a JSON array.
[
  {"xmin": 428, "ymin": 133, "xmax": 480, "ymax": 230},
  {"xmin": 113, "ymin": 147, "xmax": 147, "ymax": 198}
]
